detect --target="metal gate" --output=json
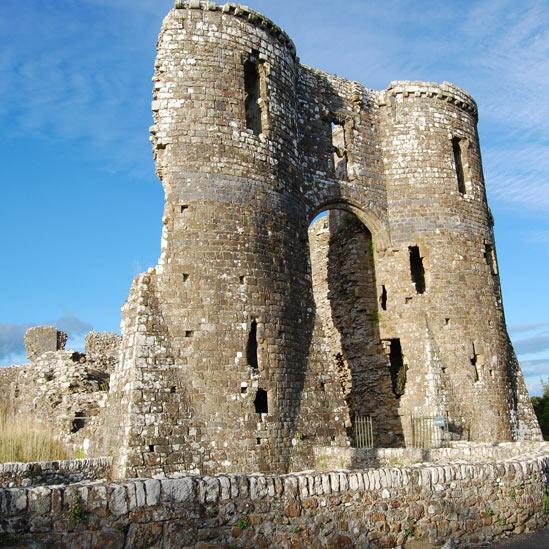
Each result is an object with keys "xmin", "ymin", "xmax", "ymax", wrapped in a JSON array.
[
  {"xmin": 411, "ymin": 415, "xmax": 448, "ymax": 449},
  {"xmin": 353, "ymin": 415, "xmax": 374, "ymax": 448}
]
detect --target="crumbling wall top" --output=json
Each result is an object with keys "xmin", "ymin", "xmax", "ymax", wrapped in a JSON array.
[
  {"xmin": 24, "ymin": 326, "xmax": 67, "ymax": 362},
  {"xmin": 173, "ymin": 1, "xmax": 297, "ymax": 57}
]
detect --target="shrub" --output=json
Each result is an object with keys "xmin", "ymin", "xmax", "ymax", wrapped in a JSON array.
[
  {"xmin": 0, "ymin": 405, "xmax": 70, "ymax": 463},
  {"xmin": 531, "ymin": 378, "xmax": 549, "ymax": 440}
]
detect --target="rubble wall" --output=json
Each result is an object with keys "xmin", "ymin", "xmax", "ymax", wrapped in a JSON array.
[{"xmin": 1, "ymin": 446, "xmax": 548, "ymax": 548}]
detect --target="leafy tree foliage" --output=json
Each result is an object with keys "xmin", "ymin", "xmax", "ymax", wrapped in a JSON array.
[{"xmin": 531, "ymin": 379, "xmax": 549, "ymax": 440}]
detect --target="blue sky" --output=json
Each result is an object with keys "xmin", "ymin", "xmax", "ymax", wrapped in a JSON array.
[{"xmin": 0, "ymin": 0, "xmax": 548, "ymax": 395}]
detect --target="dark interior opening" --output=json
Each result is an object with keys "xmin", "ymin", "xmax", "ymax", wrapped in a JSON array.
[
  {"xmin": 470, "ymin": 344, "xmax": 480, "ymax": 382},
  {"xmin": 71, "ymin": 412, "xmax": 86, "ymax": 433},
  {"xmin": 185, "ymin": 330, "xmax": 194, "ymax": 338},
  {"xmin": 409, "ymin": 245, "xmax": 426, "ymax": 294},
  {"xmin": 388, "ymin": 339, "xmax": 407, "ymax": 398},
  {"xmin": 254, "ymin": 388, "xmax": 268, "ymax": 414},
  {"xmin": 380, "ymin": 285, "xmax": 387, "ymax": 310},
  {"xmin": 244, "ymin": 53, "xmax": 262, "ymax": 136},
  {"xmin": 452, "ymin": 137, "xmax": 466, "ymax": 194},
  {"xmin": 180, "ymin": 204, "xmax": 189, "ymax": 213},
  {"xmin": 246, "ymin": 318, "xmax": 258, "ymax": 370}
]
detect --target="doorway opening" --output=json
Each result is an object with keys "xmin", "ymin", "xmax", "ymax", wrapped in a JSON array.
[{"xmin": 308, "ymin": 208, "xmax": 404, "ymax": 447}]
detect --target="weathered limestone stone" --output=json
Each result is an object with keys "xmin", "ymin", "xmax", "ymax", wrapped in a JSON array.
[{"xmin": 24, "ymin": 326, "xmax": 67, "ymax": 361}]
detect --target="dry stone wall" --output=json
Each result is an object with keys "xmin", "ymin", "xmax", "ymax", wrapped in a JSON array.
[
  {"xmin": 1, "ymin": 445, "xmax": 548, "ymax": 548},
  {"xmin": 94, "ymin": 0, "xmax": 541, "ymax": 478}
]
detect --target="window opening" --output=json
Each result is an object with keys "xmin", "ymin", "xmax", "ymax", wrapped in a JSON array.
[
  {"xmin": 185, "ymin": 330, "xmax": 194, "ymax": 338},
  {"xmin": 180, "ymin": 204, "xmax": 189, "ymax": 213},
  {"xmin": 331, "ymin": 121, "xmax": 348, "ymax": 180},
  {"xmin": 380, "ymin": 285, "xmax": 387, "ymax": 311},
  {"xmin": 148, "ymin": 445, "xmax": 154, "ymax": 452},
  {"xmin": 409, "ymin": 246, "xmax": 426, "ymax": 294},
  {"xmin": 71, "ymin": 412, "xmax": 86, "ymax": 433},
  {"xmin": 470, "ymin": 343, "xmax": 480, "ymax": 382},
  {"xmin": 183, "ymin": 273, "xmax": 189, "ymax": 282},
  {"xmin": 484, "ymin": 243, "xmax": 498, "ymax": 275},
  {"xmin": 246, "ymin": 318, "xmax": 258, "ymax": 370},
  {"xmin": 452, "ymin": 137, "xmax": 466, "ymax": 194},
  {"xmin": 244, "ymin": 52, "xmax": 262, "ymax": 135},
  {"xmin": 388, "ymin": 339, "xmax": 407, "ymax": 398},
  {"xmin": 254, "ymin": 388, "xmax": 268, "ymax": 414}
]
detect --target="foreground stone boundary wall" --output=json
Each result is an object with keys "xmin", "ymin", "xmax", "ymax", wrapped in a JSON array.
[
  {"xmin": 1, "ymin": 451, "xmax": 547, "ymax": 547},
  {"xmin": 0, "ymin": 458, "xmax": 111, "ymax": 489}
]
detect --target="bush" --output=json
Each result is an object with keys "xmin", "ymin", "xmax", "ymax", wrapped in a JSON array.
[
  {"xmin": 0, "ymin": 405, "xmax": 70, "ymax": 463},
  {"xmin": 531, "ymin": 379, "xmax": 549, "ymax": 441}
]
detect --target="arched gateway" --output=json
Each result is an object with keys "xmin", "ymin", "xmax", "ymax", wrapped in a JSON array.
[{"xmin": 96, "ymin": 1, "xmax": 541, "ymax": 479}]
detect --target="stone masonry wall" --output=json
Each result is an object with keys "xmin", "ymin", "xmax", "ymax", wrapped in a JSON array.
[
  {"xmin": 1, "ymin": 445, "xmax": 548, "ymax": 548},
  {"xmin": 0, "ymin": 328, "xmax": 120, "ymax": 454},
  {"xmin": 0, "ymin": 458, "xmax": 111, "ymax": 489},
  {"xmin": 91, "ymin": 0, "xmax": 541, "ymax": 477}
]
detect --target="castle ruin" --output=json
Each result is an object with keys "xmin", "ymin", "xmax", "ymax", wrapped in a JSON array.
[{"xmin": 1, "ymin": 1, "xmax": 541, "ymax": 480}]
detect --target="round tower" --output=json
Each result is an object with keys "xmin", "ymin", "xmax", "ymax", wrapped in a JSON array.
[
  {"xmin": 376, "ymin": 81, "xmax": 523, "ymax": 441},
  {"xmin": 114, "ymin": 0, "xmax": 347, "ymax": 475}
]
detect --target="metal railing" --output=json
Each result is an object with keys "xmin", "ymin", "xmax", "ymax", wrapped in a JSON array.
[
  {"xmin": 353, "ymin": 415, "xmax": 374, "ymax": 448},
  {"xmin": 411, "ymin": 415, "xmax": 448, "ymax": 449}
]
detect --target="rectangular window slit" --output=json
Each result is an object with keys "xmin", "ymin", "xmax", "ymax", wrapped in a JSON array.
[
  {"xmin": 331, "ymin": 120, "xmax": 348, "ymax": 180},
  {"xmin": 239, "ymin": 276, "xmax": 245, "ymax": 285},
  {"xmin": 183, "ymin": 273, "xmax": 189, "ymax": 282},
  {"xmin": 148, "ymin": 445, "xmax": 154, "ymax": 452},
  {"xmin": 380, "ymin": 285, "xmax": 387, "ymax": 310},
  {"xmin": 246, "ymin": 318, "xmax": 258, "ymax": 370},
  {"xmin": 180, "ymin": 205, "xmax": 189, "ymax": 213},
  {"xmin": 254, "ymin": 388, "xmax": 268, "ymax": 414},
  {"xmin": 484, "ymin": 243, "xmax": 498, "ymax": 275},
  {"xmin": 185, "ymin": 330, "xmax": 194, "ymax": 338},
  {"xmin": 244, "ymin": 51, "xmax": 262, "ymax": 136},
  {"xmin": 452, "ymin": 137, "xmax": 467, "ymax": 195},
  {"xmin": 387, "ymin": 339, "xmax": 407, "ymax": 398},
  {"xmin": 409, "ymin": 245, "xmax": 426, "ymax": 294}
]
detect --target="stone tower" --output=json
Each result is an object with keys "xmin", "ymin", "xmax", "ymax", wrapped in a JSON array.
[{"xmin": 97, "ymin": 1, "xmax": 541, "ymax": 479}]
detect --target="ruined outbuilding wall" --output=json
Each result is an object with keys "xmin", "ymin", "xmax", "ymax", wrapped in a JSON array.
[
  {"xmin": 1, "ymin": 446, "xmax": 548, "ymax": 548},
  {"xmin": 95, "ymin": 0, "xmax": 541, "ymax": 479},
  {"xmin": 0, "ymin": 327, "xmax": 120, "ymax": 453}
]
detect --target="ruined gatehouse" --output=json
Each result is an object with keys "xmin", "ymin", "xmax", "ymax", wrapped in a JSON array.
[{"xmin": 0, "ymin": 1, "xmax": 541, "ymax": 481}]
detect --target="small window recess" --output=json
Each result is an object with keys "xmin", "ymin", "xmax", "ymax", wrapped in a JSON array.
[
  {"xmin": 246, "ymin": 318, "xmax": 258, "ymax": 370},
  {"xmin": 380, "ymin": 285, "xmax": 387, "ymax": 311},
  {"xmin": 483, "ymin": 243, "xmax": 498, "ymax": 275},
  {"xmin": 180, "ymin": 204, "xmax": 189, "ymax": 213},
  {"xmin": 409, "ymin": 246, "xmax": 426, "ymax": 294},
  {"xmin": 239, "ymin": 275, "xmax": 245, "ymax": 285},
  {"xmin": 244, "ymin": 50, "xmax": 263, "ymax": 136},
  {"xmin": 71, "ymin": 412, "xmax": 86, "ymax": 433},
  {"xmin": 452, "ymin": 137, "xmax": 468, "ymax": 195},
  {"xmin": 183, "ymin": 273, "xmax": 189, "ymax": 282},
  {"xmin": 254, "ymin": 388, "xmax": 268, "ymax": 414},
  {"xmin": 331, "ymin": 120, "xmax": 348, "ymax": 180},
  {"xmin": 470, "ymin": 342, "xmax": 480, "ymax": 382},
  {"xmin": 387, "ymin": 339, "xmax": 407, "ymax": 398},
  {"xmin": 185, "ymin": 330, "xmax": 194, "ymax": 338}
]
